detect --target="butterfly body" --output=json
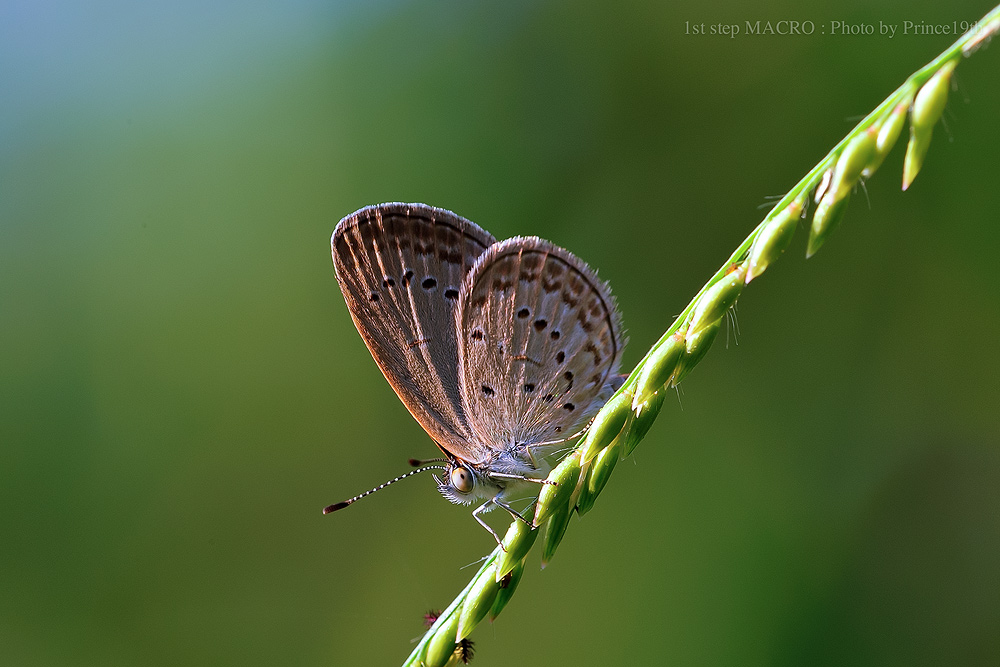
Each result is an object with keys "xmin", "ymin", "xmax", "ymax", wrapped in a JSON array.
[{"xmin": 331, "ymin": 203, "xmax": 624, "ymax": 540}]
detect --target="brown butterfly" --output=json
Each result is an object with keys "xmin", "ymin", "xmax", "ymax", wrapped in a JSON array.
[{"xmin": 325, "ymin": 203, "xmax": 624, "ymax": 542}]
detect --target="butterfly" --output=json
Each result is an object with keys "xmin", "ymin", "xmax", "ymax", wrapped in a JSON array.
[{"xmin": 325, "ymin": 203, "xmax": 624, "ymax": 542}]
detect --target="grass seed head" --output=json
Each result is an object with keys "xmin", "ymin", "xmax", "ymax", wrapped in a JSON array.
[
  {"xmin": 580, "ymin": 392, "xmax": 632, "ymax": 463},
  {"xmin": 456, "ymin": 563, "xmax": 500, "ymax": 640},
  {"xmin": 634, "ymin": 332, "xmax": 685, "ymax": 408},
  {"xmin": 686, "ymin": 264, "xmax": 747, "ymax": 338},
  {"xmin": 622, "ymin": 389, "xmax": 666, "ymax": 457},
  {"xmin": 496, "ymin": 519, "xmax": 537, "ymax": 582},
  {"xmin": 903, "ymin": 60, "xmax": 957, "ymax": 190},
  {"xmin": 586, "ymin": 439, "xmax": 623, "ymax": 505},
  {"xmin": 746, "ymin": 199, "xmax": 802, "ymax": 283},
  {"xmin": 863, "ymin": 93, "xmax": 913, "ymax": 179},
  {"xmin": 488, "ymin": 559, "xmax": 525, "ymax": 622},
  {"xmin": 534, "ymin": 451, "xmax": 581, "ymax": 525},
  {"xmin": 424, "ymin": 611, "xmax": 460, "ymax": 667},
  {"xmin": 540, "ymin": 501, "xmax": 573, "ymax": 567},
  {"xmin": 807, "ymin": 192, "xmax": 850, "ymax": 258},
  {"xmin": 673, "ymin": 320, "xmax": 721, "ymax": 385}
]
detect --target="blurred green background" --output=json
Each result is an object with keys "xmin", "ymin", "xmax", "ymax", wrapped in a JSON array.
[{"xmin": 2, "ymin": 1, "xmax": 998, "ymax": 665}]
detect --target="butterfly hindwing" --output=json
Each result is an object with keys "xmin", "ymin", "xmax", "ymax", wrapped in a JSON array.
[
  {"xmin": 455, "ymin": 236, "xmax": 624, "ymax": 452},
  {"xmin": 332, "ymin": 203, "xmax": 496, "ymax": 462}
]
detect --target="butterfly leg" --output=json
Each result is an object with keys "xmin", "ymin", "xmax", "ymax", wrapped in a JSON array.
[
  {"xmin": 494, "ymin": 497, "xmax": 535, "ymax": 529},
  {"xmin": 525, "ymin": 445, "xmax": 544, "ymax": 470},
  {"xmin": 490, "ymin": 471, "xmax": 556, "ymax": 486},
  {"xmin": 472, "ymin": 500, "xmax": 506, "ymax": 549}
]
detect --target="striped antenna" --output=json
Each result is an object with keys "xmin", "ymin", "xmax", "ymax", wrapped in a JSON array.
[
  {"xmin": 408, "ymin": 457, "xmax": 448, "ymax": 467},
  {"xmin": 322, "ymin": 465, "xmax": 447, "ymax": 514}
]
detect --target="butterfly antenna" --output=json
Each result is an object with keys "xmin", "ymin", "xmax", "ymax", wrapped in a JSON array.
[
  {"xmin": 322, "ymin": 465, "xmax": 446, "ymax": 514},
  {"xmin": 408, "ymin": 457, "xmax": 448, "ymax": 467}
]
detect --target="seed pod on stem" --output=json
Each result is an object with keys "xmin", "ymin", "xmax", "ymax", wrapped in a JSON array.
[
  {"xmin": 672, "ymin": 320, "xmax": 721, "ymax": 386},
  {"xmin": 456, "ymin": 563, "xmax": 500, "ymax": 640},
  {"xmin": 807, "ymin": 191, "xmax": 850, "ymax": 258},
  {"xmin": 577, "ymin": 438, "xmax": 622, "ymax": 515},
  {"xmin": 622, "ymin": 387, "xmax": 666, "ymax": 457},
  {"xmin": 424, "ymin": 610, "xmax": 460, "ymax": 667},
  {"xmin": 580, "ymin": 391, "xmax": 632, "ymax": 464},
  {"xmin": 686, "ymin": 263, "xmax": 747, "ymax": 338},
  {"xmin": 534, "ymin": 451, "xmax": 581, "ymax": 525},
  {"xmin": 488, "ymin": 558, "xmax": 525, "ymax": 622},
  {"xmin": 633, "ymin": 332, "xmax": 685, "ymax": 409},
  {"xmin": 806, "ymin": 123, "xmax": 880, "ymax": 257},
  {"xmin": 540, "ymin": 501, "xmax": 573, "ymax": 567},
  {"xmin": 831, "ymin": 126, "xmax": 878, "ymax": 199},
  {"xmin": 495, "ymin": 519, "xmax": 537, "ymax": 582},
  {"xmin": 863, "ymin": 90, "xmax": 914, "ymax": 179},
  {"xmin": 903, "ymin": 60, "xmax": 957, "ymax": 190},
  {"xmin": 746, "ymin": 197, "xmax": 803, "ymax": 283}
]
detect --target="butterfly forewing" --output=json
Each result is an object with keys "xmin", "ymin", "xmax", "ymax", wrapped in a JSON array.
[
  {"xmin": 332, "ymin": 203, "xmax": 496, "ymax": 461},
  {"xmin": 456, "ymin": 237, "xmax": 624, "ymax": 451}
]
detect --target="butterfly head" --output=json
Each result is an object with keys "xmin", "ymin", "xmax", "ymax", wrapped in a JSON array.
[{"xmin": 435, "ymin": 459, "xmax": 499, "ymax": 506}]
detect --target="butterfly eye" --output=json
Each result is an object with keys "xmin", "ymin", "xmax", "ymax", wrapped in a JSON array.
[{"xmin": 450, "ymin": 466, "xmax": 474, "ymax": 493}]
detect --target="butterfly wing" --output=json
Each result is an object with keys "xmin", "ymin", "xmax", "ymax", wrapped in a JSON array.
[
  {"xmin": 455, "ymin": 236, "xmax": 624, "ymax": 451},
  {"xmin": 332, "ymin": 203, "xmax": 496, "ymax": 462}
]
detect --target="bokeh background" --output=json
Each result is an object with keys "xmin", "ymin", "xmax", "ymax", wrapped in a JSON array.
[{"xmin": 2, "ymin": 1, "xmax": 998, "ymax": 665}]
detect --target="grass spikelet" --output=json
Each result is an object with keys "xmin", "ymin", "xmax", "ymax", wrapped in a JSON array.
[
  {"xmin": 580, "ymin": 391, "xmax": 632, "ymax": 463},
  {"xmin": 456, "ymin": 563, "xmax": 500, "ymax": 640},
  {"xmin": 534, "ymin": 451, "xmax": 581, "ymax": 525},
  {"xmin": 903, "ymin": 59, "xmax": 957, "ymax": 190},
  {"xmin": 495, "ymin": 519, "xmax": 537, "ymax": 581}
]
